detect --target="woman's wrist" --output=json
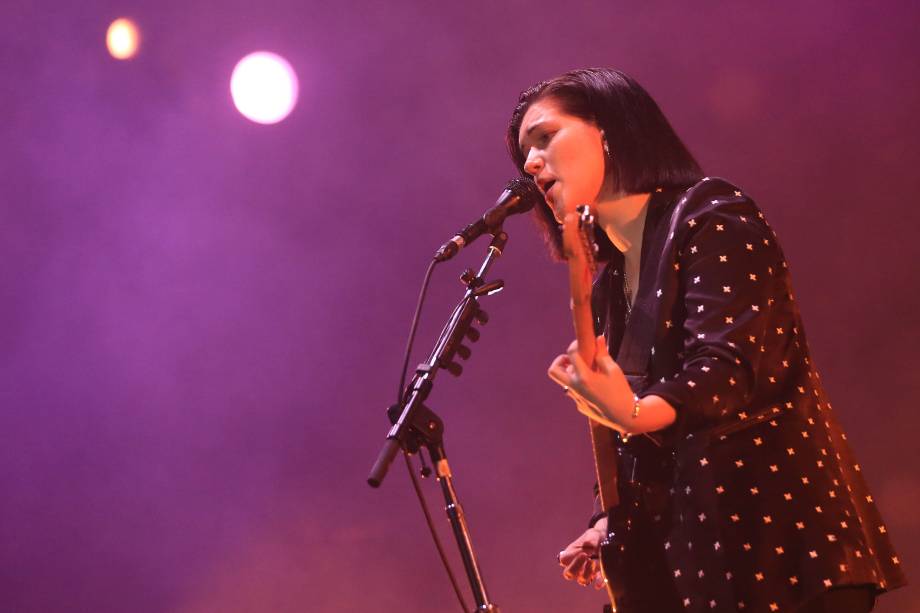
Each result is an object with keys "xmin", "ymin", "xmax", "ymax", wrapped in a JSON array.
[
  {"xmin": 593, "ymin": 387, "xmax": 641, "ymax": 433},
  {"xmin": 591, "ymin": 515, "xmax": 608, "ymax": 532}
]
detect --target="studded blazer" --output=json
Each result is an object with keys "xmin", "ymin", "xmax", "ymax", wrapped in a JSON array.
[{"xmin": 591, "ymin": 177, "xmax": 906, "ymax": 612}]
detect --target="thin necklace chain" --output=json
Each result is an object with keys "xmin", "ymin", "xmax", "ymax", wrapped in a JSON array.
[
  {"xmin": 618, "ymin": 188, "xmax": 658, "ymax": 321},
  {"xmin": 623, "ymin": 270, "xmax": 633, "ymax": 317}
]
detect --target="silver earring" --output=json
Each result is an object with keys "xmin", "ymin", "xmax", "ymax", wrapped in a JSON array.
[{"xmin": 603, "ymin": 139, "xmax": 610, "ymax": 157}]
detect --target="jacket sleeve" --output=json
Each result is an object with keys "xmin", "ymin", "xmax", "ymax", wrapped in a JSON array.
[
  {"xmin": 588, "ymin": 482, "xmax": 606, "ymax": 527},
  {"xmin": 641, "ymin": 196, "xmax": 785, "ymax": 434}
]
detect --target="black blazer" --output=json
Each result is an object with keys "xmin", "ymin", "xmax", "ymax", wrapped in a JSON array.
[{"xmin": 591, "ymin": 177, "xmax": 905, "ymax": 612}]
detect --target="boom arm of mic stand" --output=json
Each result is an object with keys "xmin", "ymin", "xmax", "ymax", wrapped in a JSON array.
[
  {"xmin": 368, "ymin": 230, "xmax": 510, "ymax": 610},
  {"xmin": 367, "ymin": 229, "xmax": 507, "ymax": 489}
]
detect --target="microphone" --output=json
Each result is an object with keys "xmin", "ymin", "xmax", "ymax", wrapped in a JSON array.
[{"xmin": 434, "ymin": 177, "xmax": 541, "ymax": 262}]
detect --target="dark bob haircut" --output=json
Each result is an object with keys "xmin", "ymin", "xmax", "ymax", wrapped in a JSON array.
[{"xmin": 506, "ymin": 68, "xmax": 703, "ymax": 260}]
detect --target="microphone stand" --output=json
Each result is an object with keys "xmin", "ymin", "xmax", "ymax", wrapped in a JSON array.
[{"xmin": 368, "ymin": 229, "xmax": 508, "ymax": 613}]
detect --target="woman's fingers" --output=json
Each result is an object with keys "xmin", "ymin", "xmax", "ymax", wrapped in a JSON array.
[
  {"xmin": 558, "ymin": 547, "xmax": 572, "ymax": 567},
  {"xmin": 559, "ymin": 528, "xmax": 607, "ymax": 586},
  {"xmin": 562, "ymin": 552, "xmax": 588, "ymax": 582},
  {"xmin": 594, "ymin": 334, "xmax": 621, "ymax": 376},
  {"xmin": 551, "ymin": 338, "xmax": 613, "ymax": 392},
  {"xmin": 566, "ymin": 341, "xmax": 592, "ymax": 376},
  {"xmin": 558, "ymin": 541, "xmax": 585, "ymax": 567},
  {"xmin": 547, "ymin": 354, "xmax": 572, "ymax": 388},
  {"xmin": 578, "ymin": 557, "xmax": 597, "ymax": 586},
  {"xmin": 562, "ymin": 553, "xmax": 598, "ymax": 587},
  {"xmin": 594, "ymin": 335, "xmax": 610, "ymax": 363},
  {"xmin": 593, "ymin": 569, "xmax": 607, "ymax": 590}
]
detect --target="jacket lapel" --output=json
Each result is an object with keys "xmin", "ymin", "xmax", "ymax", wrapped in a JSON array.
[
  {"xmin": 616, "ymin": 188, "xmax": 682, "ymax": 381},
  {"xmin": 616, "ymin": 178, "xmax": 740, "ymax": 386}
]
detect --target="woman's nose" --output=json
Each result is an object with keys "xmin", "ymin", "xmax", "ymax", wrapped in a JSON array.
[{"xmin": 523, "ymin": 151, "xmax": 543, "ymax": 176}]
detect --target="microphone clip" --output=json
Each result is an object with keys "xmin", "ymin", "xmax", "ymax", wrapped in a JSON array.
[{"xmin": 434, "ymin": 219, "xmax": 500, "ymax": 263}]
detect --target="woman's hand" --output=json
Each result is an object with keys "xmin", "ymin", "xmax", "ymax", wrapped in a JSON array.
[
  {"xmin": 558, "ymin": 517, "xmax": 608, "ymax": 590},
  {"xmin": 547, "ymin": 335, "xmax": 678, "ymax": 434},
  {"xmin": 547, "ymin": 335, "xmax": 633, "ymax": 430}
]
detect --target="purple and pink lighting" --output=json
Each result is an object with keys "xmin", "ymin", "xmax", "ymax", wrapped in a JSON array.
[{"xmin": 2, "ymin": 3, "xmax": 918, "ymax": 613}]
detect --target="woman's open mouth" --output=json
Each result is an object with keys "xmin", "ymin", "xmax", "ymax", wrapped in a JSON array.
[{"xmin": 543, "ymin": 180, "xmax": 557, "ymax": 203}]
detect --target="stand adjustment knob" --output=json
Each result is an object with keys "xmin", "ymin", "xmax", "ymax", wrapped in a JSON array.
[
  {"xmin": 460, "ymin": 268, "xmax": 476, "ymax": 285},
  {"xmin": 444, "ymin": 361, "xmax": 463, "ymax": 377}
]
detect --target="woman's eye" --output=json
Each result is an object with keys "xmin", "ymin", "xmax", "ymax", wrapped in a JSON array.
[{"xmin": 521, "ymin": 130, "xmax": 556, "ymax": 160}]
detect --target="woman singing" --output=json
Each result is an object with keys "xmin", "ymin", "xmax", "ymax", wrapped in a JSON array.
[{"xmin": 508, "ymin": 68, "xmax": 905, "ymax": 612}]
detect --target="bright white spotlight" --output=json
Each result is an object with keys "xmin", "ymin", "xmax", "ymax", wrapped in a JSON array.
[
  {"xmin": 230, "ymin": 52, "xmax": 299, "ymax": 125},
  {"xmin": 106, "ymin": 18, "xmax": 140, "ymax": 60}
]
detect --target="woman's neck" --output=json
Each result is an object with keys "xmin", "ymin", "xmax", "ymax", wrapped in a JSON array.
[{"xmin": 595, "ymin": 192, "xmax": 651, "ymax": 266}]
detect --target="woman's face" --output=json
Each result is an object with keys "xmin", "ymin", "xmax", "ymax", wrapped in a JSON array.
[{"xmin": 517, "ymin": 97, "xmax": 608, "ymax": 223}]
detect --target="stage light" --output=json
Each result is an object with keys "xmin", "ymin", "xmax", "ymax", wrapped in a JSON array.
[
  {"xmin": 106, "ymin": 18, "xmax": 140, "ymax": 60},
  {"xmin": 230, "ymin": 52, "xmax": 299, "ymax": 125}
]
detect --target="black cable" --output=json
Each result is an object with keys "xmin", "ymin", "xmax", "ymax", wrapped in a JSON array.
[
  {"xmin": 397, "ymin": 257, "xmax": 439, "ymax": 404},
  {"xmin": 394, "ymin": 257, "xmax": 468, "ymax": 612},
  {"xmin": 403, "ymin": 452, "xmax": 470, "ymax": 613}
]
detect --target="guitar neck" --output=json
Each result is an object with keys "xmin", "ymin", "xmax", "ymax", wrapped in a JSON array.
[
  {"xmin": 562, "ymin": 207, "xmax": 621, "ymax": 611},
  {"xmin": 568, "ymin": 258, "xmax": 596, "ymax": 368}
]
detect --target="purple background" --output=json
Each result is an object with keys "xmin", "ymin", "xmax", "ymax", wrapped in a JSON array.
[{"xmin": 1, "ymin": 1, "xmax": 918, "ymax": 611}]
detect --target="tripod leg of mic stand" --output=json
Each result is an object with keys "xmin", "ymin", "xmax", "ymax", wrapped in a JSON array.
[{"xmin": 432, "ymin": 450, "xmax": 500, "ymax": 613}]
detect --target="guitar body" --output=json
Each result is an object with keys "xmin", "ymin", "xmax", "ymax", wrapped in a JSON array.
[
  {"xmin": 598, "ymin": 479, "xmax": 641, "ymax": 611},
  {"xmin": 561, "ymin": 206, "xmax": 625, "ymax": 610}
]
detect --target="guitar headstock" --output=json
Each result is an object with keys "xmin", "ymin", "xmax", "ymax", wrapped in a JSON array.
[{"xmin": 561, "ymin": 204, "xmax": 599, "ymax": 277}]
